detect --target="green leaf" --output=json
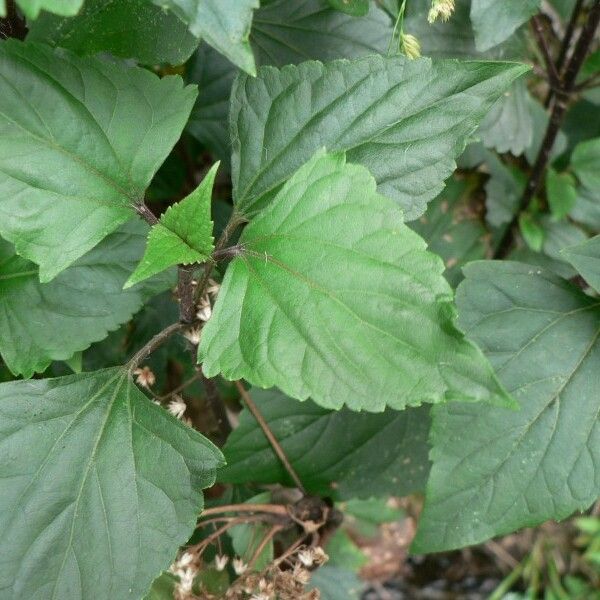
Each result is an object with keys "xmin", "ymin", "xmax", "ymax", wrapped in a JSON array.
[
  {"xmin": 125, "ymin": 164, "xmax": 217, "ymax": 288},
  {"xmin": 478, "ymin": 78, "xmax": 533, "ymax": 155},
  {"xmin": 220, "ymin": 388, "xmax": 431, "ymax": 498},
  {"xmin": 251, "ymin": 0, "xmax": 392, "ymax": 67},
  {"xmin": 186, "ymin": 43, "xmax": 238, "ymax": 165},
  {"xmin": 562, "ymin": 235, "xmax": 600, "ymax": 293},
  {"xmin": 27, "ymin": 0, "xmax": 199, "ymax": 65},
  {"xmin": 0, "ymin": 367, "xmax": 224, "ymax": 599},
  {"xmin": 470, "ymin": 0, "xmax": 540, "ymax": 51},
  {"xmin": 309, "ymin": 566, "xmax": 364, "ymax": 600},
  {"xmin": 9, "ymin": 0, "xmax": 82, "ymax": 19},
  {"xmin": 144, "ymin": 572, "xmax": 179, "ymax": 600},
  {"xmin": 326, "ymin": 530, "xmax": 367, "ymax": 570},
  {"xmin": 230, "ymin": 54, "xmax": 528, "ymax": 218},
  {"xmin": 326, "ymin": 0, "xmax": 369, "ymax": 16},
  {"xmin": 572, "ymin": 138, "xmax": 600, "ymax": 191},
  {"xmin": 410, "ymin": 176, "xmax": 490, "ymax": 287},
  {"xmin": 546, "ymin": 169, "xmax": 578, "ymax": 221},
  {"xmin": 484, "ymin": 151, "xmax": 526, "ymax": 227},
  {"xmin": 154, "ymin": 0, "xmax": 258, "ymax": 75},
  {"xmin": 413, "ymin": 261, "xmax": 600, "ymax": 553},
  {"xmin": 0, "ymin": 40, "xmax": 197, "ymax": 281},
  {"xmin": 0, "ymin": 221, "xmax": 174, "ymax": 378},
  {"xmin": 519, "ymin": 213, "xmax": 545, "ymax": 252},
  {"xmin": 200, "ymin": 151, "xmax": 511, "ymax": 411},
  {"xmin": 526, "ymin": 97, "xmax": 568, "ymax": 165}
]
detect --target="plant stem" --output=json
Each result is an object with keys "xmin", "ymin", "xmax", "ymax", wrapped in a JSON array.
[
  {"xmin": 127, "ymin": 322, "xmax": 185, "ymax": 372},
  {"xmin": 495, "ymin": 0, "xmax": 600, "ymax": 258},
  {"xmin": 531, "ymin": 15, "xmax": 560, "ymax": 88},
  {"xmin": 200, "ymin": 503, "xmax": 290, "ymax": 518},
  {"xmin": 201, "ymin": 371, "xmax": 232, "ymax": 444},
  {"xmin": 555, "ymin": 0, "xmax": 585, "ymax": 75},
  {"xmin": 134, "ymin": 202, "xmax": 159, "ymax": 225},
  {"xmin": 235, "ymin": 381, "xmax": 307, "ymax": 494},
  {"xmin": 247, "ymin": 524, "xmax": 284, "ymax": 570},
  {"xmin": 177, "ymin": 265, "xmax": 196, "ymax": 324},
  {"xmin": 155, "ymin": 370, "xmax": 204, "ymax": 401}
]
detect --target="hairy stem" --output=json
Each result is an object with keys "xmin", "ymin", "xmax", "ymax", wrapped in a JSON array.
[
  {"xmin": 531, "ymin": 15, "xmax": 560, "ymax": 88},
  {"xmin": 495, "ymin": 0, "xmax": 600, "ymax": 258},
  {"xmin": 134, "ymin": 202, "xmax": 159, "ymax": 226},
  {"xmin": 127, "ymin": 322, "xmax": 185, "ymax": 372},
  {"xmin": 202, "ymin": 371, "xmax": 232, "ymax": 444},
  {"xmin": 235, "ymin": 381, "xmax": 307, "ymax": 494},
  {"xmin": 177, "ymin": 265, "xmax": 196, "ymax": 324}
]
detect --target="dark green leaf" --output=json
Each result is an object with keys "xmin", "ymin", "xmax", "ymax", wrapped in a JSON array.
[
  {"xmin": 27, "ymin": 0, "xmax": 199, "ymax": 65},
  {"xmin": 0, "ymin": 40, "xmax": 196, "ymax": 281},
  {"xmin": 0, "ymin": 367, "xmax": 223, "ymax": 599},
  {"xmin": 230, "ymin": 54, "xmax": 528, "ymax": 218},
  {"xmin": 0, "ymin": 221, "xmax": 174, "ymax": 378},
  {"xmin": 220, "ymin": 388, "xmax": 431, "ymax": 498},
  {"xmin": 251, "ymin": 0, "xmax": 392, "ymax": 66},
  {"xmin": 413, "ymin": 261, "xmax": 600, "ymax": 553},
  {"xmin": 201, "ymin": 151, "xmax": 511, "ymax": 411},
  {"xmin": 125, "ymin": 164, "xmax": 217, "ymax": 288},
  {"xmin": 154, "ymin": 0, "xmax": 258, "ymax": 75},
  {"xmin": 470, "ymin": 0, "xmax": 540, "ymax": 51}
]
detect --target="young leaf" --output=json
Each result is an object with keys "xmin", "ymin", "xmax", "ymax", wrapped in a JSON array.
[
  {"xmin": 562, "ymin": 235, "xmax": 600, "ymax": 293},
  {"xmin": 413, "ymin": 262, "xmax": 600, "ymax": 553},
  {"xmin": 0, "ymin": 368, "xmax": 224, "ymax": 599},
  {"xmin": 230, "ymin": 54, "xmax": 529, "ymax": 218},
  {"xmin": 546, "ymin": 168, "xmax": 578, "ymax": 221},
  {"xmin": 125, "ymin": 164, "xmax": 218, "ymax": 288},
  {"xmin": 519, "ymin": 212, "xmax": 545, "ymax": 252},
  {"xmin": 200, "ymin": 151, "xmax": 511, "ymax": 411},
  {"xmin": 154, "ymin": 0, "xmax": 258, "ymax": 75},
  {"xmin": 572, "ymin": 138, "xmax": 600, "ymax": 191},
  {"xmin": 3, "ymin": 0, "xmax": 82, "ymax": 19},
  {"xmin": 0, "ymin": 221, "xmax": 174, "ymax": 378},
  {"xmin": 470, "ymin": 0, "xmax": 540, "ymax": 51},
  {"xmin": 220, "ymin": 388, "xmax": 431, "ymax": 499},
  {"xmin": 27, "ymin": 0, "xmax": 200, "ymax": 65},
  {"xmin": 0, "ymin": 40, "xmax": 197, "ymax": 281}
]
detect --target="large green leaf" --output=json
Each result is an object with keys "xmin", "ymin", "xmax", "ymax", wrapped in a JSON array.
[
  {"xmin": 251, "ymin": 0, "xmax": 392, "ymax": 66},
  {"xmin": 27, "ymin": 0, "xmax": 199, "ymax": 65},
  {"xmin": 186, "ymin": 0, "xmax": 393, "ymax": 165},
  {"xmin": 0, "ymin": 368, "xmax": 224, "ymax": 599},
  {"xmin": 230, "ymin": 54, "xmax": 528, "ymax": 218},
  {"xmin": 200, "ymin": 151, "xmax": 510, "ymax": 411},
  {"xmin": 0, "ymin": 221, "xmax": 173, "ymax": 378},
  {"xmin": 563, "ymin": 235, "xmax": 600, "ymax": 293},
  {"xmin": 470, "ymin": 0, "xmax": 540, "ymax": 51},
  {"xmin": 125, "ymin": 164, "xmax": 217, "ymax": 288},
  {"xmin": 220, "ymin": 388, "xmax": 431, "ymax": 498},
  {"xmin": 154, "ymin": 0, "xmax": 258, "ymax": 75},
  {"xmin": 413, "ymin": 261, "xmax": 600, "ymax": 553},
  {"xmin": 0, "ymin": 40, "xmax": 196, "ymax": 282}
]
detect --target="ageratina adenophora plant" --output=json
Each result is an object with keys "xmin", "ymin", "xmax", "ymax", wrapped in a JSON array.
[{"xmin": 0, "ymin": 0, "xmax": 599, "ymax": 598}]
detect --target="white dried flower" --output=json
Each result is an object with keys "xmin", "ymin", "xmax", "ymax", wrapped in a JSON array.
[
  {"xmin": 232, "ymin": 557, "xmax": 247, "ymax": 575},
  {"xmin": 196, "ymin": 298, "xmax": 212, "ymax": 322},
  {"xmin": 183, "ymin": 325, "xmax": 201, "ymax": 346},
  {"xmin": 167, "ymin": 396, "xmax": 186, "ymax": 419},
  {"xmin": 250, "ymin": 594, "xmax": 270, "ymax": 600},
  {"xmin": 428, "ymin": 0, "xmax": 455, "ymax": 23},
  {"xmin": 133, "ymin": 366, "xmax": 155, "ymax": 388},
  {"xmin": 298, "ymin": 548, "xmax": 314, "ymax": 567},
  {"xmin": 312, "ymin": 547, "xmax": 328, "ymax": 566},
  {"xmin": 206, "ymin": 279, "xmax": 221, "ymax": 297},
  {"xmin": 293, "ymin": 564, "xmax": 311, "ymax": 585},
  {"xmin": 401, "ymin": 33, "xmax": 421, "ymax": 59},
  {"xmin": 215, "ymin": 554, "xmax": 229, "ymax": 571},
  {"xmin": 178, "ymin": 551, "xmax": 194, "ymax": 568}
]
